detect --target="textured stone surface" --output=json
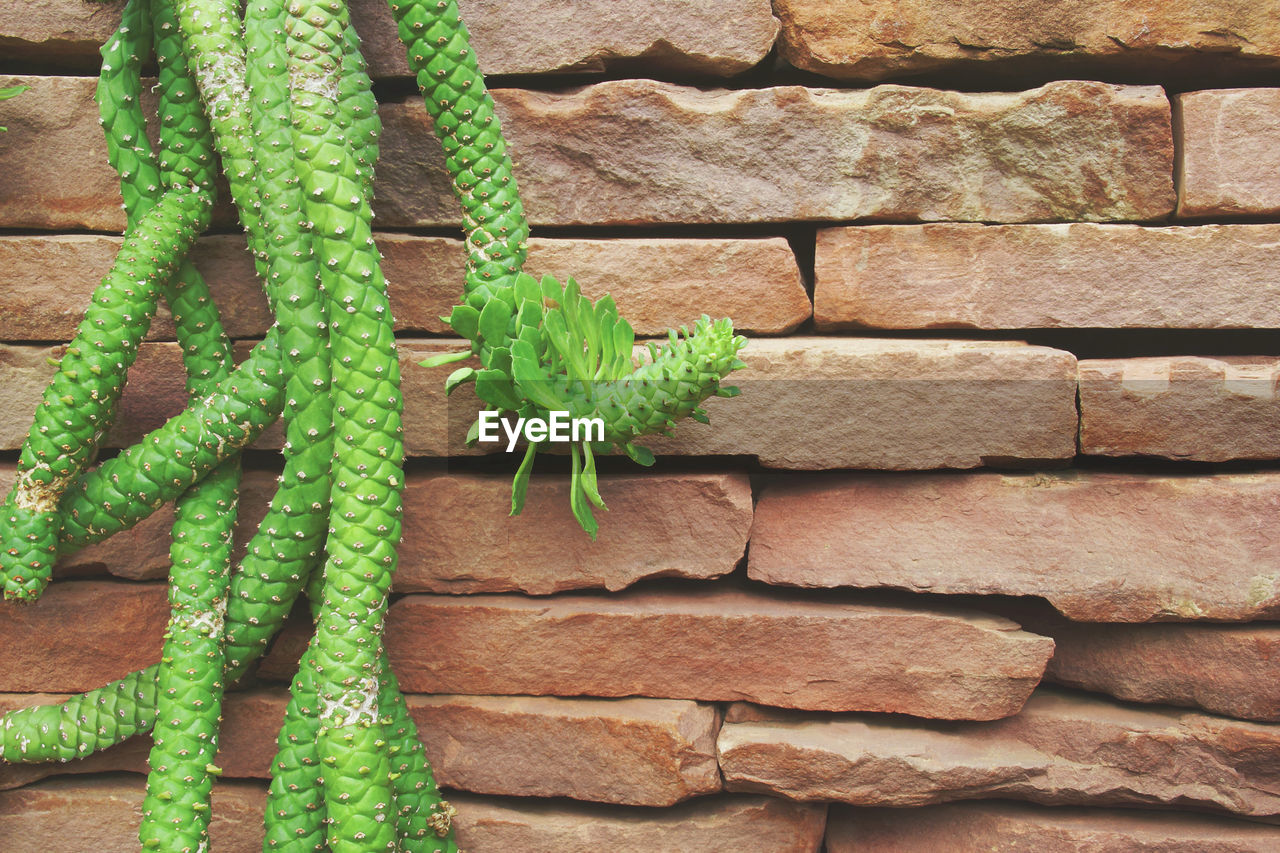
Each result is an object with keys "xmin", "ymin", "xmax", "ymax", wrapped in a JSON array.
[
  {"xmin": 1079, "ymin": 357, "xmax": 1280, "ymax": 461},
  {"xmin": 813, "ymin": 224, "xmax": 1280, "ymax": 330},
  {"xmin": 0, "ymin": 0, "xmax": 777, "ymax": 78},
  {"xmin": 0, "ymin": 338, "xmax": 1076, "ymax": 467},
  {"xmin": 378, "ymin": 79, "xmax": 1173, "ymax": 226},
  {"xmin": 718, "ymin": 687, "xmax": 1280, "ymax": 818},
  {"xmin": 646, "ymin": 337, "xmax": 1078, "ymax": 469},
  {"xmin": 1043, "ymin": 621, "xmax": 1280, "ymax": 722},
  {"xmin": 0, "ymin": 233, "xmax": 807, "ymax": 341},
  {"xmin": 1178, "ymin": 88, "xmax": 1280, "ymax": 218},
  {"xmin": 749, "ymin": 471, "xmax": 1280, "ymax": 622},
  {"xmin": 407, "ymin": 695, "xmax": 721, "ymax": 805},
  {"xmin": 0, "ymin": 775, "xmax": 266, "ymax": 853},
  {"xmin": 0, "ymin": 75, "xmax": 1173, "ymax": 229},
  {"xmin": 386, "ymin": 588, "xmax": 1053, "ymax": 719},
  {"xmin": 827, "ymin": 801, "xmax": 1280, "ymax": 852},
  {"xmin": 775, "ymin": 0, "xmax": 1280, "ymax": 82},
  {"xmin": 398, "ymin": 472, "xmax": 751, "ymax": 594},
  {"xmin": 452, "ymin": 793, "xmax": 827, "ymax": 852},
  {"xmin": 0, "ymin": 581, "xmax": 166, "ymax": 692}
]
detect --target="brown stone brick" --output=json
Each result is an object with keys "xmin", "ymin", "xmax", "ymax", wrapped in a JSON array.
[
  {"xmin": 749, "ymin": 471, "xmax": 1280, "ymax": 622},
  {"xmin": 407, "ymin": 694, "xmax": 721, "ymax": 806},
  {"xmin": 1042, "ymin": 621, "xmax": 1280, "ymax": 722},
  {"xmin": 646, "ymin": 337, "xmax": 1078, "ymax": 469},
  {"xmin": 1178, "ymin": 88, "xmax": 1280, "ymax": 218},
  {"xmin": 379, "ymin": 79, "xmax": 1173, "ymax": 226},
  {"xmin": 0, "ymin": 75, "xmax": 1175, "ymax": 229},
  {"xmin": 719, "ymin": 686, "xmax": 1280, "ymax": 818},
  {"xmin": 827, "ymin": 801, "xmax": 1280, "ymax": 852},
  {"xmin": 1079, "ymin": 357, "xmax": 1280, "ymax": 461},
  {"xmin": 452, "ymin": 792, "xmax": 828, "ymax": 852},
  {"xmin": 774, "ymin": 0, "xmax": 1280, "ymax": 82},
  {"xmin": 385, "ymin": 588, "xmax": 1054, "ymax": 720},
  {"xmin": 0, "ymin": 580, "xmax": 166, "ymax": 692},
  {"xmin": 397, "ymin": 472, "xmax": 751, "ymax": 594},
  {"xmin": 814, "ymin": 224, "xmax": 1280, "ymax": 330},
  {"xmin": 0, "ymin": 775, "xmax": 266, "ymax": 853}
]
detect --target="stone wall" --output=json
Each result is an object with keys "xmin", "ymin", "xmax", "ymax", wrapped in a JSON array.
[{"xmin": 2, "ymin": 1, "xmax": 1280, "ymax": 850}]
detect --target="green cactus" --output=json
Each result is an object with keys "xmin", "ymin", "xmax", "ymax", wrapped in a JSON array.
[{"xmin": 0, "ymin": 0, "xmax": 745, "ymax": 848}]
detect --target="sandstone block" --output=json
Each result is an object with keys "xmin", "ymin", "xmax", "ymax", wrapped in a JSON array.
[
  {"xmin": 0, "ymin": 233, "xmax": 807, "ymax": 341},
  {"xmin": 775, "ymin": 0, "xmax": 1280, "ymax": 82},
  {"xmin": 1178, "ymin": 88, "xmax": 1280, "ymax": 218},
  {"xmin": 718, "ymin": 687, "xmax": 1280, "ymax": 818},
  {"xmin": 0, "ymin": 775, "xmax": 266, "ymax": 853},
  {"xmin": 1079, "ymin": 357, "xmax": 1280, "ymax": 461},
  {"xmin": 749, "ymin": 471, "xmax": 1280, "ymax": 621},
  {"xmin": 386, "ymin": 588, "xmax": 1054, "ymax": 719},
  {"xmin": 1, "ymin": 75, "xmax": 1173, "ymax": 229},
  {"xmin": 1043, "ymin": 621, "xmax": 1280, "ymax": 722},
  {"xmin": 452, "ymin": 793, "xmax": 827, "ymax": 853},
  {"xmin": 378, "ymin": 79, "xmax": 1173, "ymax": 226},
  {"xmin": 397, "ymin": 472, "xmax": 751, "ymax": 594},
  {"xmin": 827, "ymin": 801, "xmax": 1280, "ymax": 852},
  {"xmin": 0, "ymin": 580, "xmax": 166, "ymax": 692},
  {"xmin": 646, "ymin": 337, "xmax": 1078, "ymax": 469},
  {"xmin": 407, "ymin": 695, "xmax": 721, "ymax": 806},
  {"xmin": 813, "ymin": 224, "xmax": 1280, "ymax": 330},
  {"xmin": 0, "ymin": 0, "xmax": 777, "ymax": 78}
]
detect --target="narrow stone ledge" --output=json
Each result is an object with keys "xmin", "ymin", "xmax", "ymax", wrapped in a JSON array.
[
  {"xmin": 0, "ymin": 0, "xmax": 778, "ymax": 78},
  {"xmin": 0, "ymin": 580, "xmax": 166, "ymax": 693},
  {"xmin": 379, "ymin": 78, "xmax": 1173, "ymax": 226},
  {"xmin": 1079, "ymin": 357, "xmax": 1280, "ymax": 461},
  {"xmin": 386, "ymin": 588, "xmax": 1054, "ymax": 720},
  {"xmin": 1178, "ymin": 88, "xmax": 1280, "ymax": 218},
  {"xmin": 749, "ymin": 471, "xmax": 1280, "ymax": 622},
  {"xmin": 0, "ymin": 233, "xmax": 809, "ymax": 341},
  {"xmin": 407, "ymin": 695, "xmax": 721, "ymax": 806},
  {"xmin": 774, "ymin": 0, "xmax": 1280, "ymax": 83},
  {"xmin": 1041, "ymin": 620, "xmax": 1280, "ymax": 722},
  {"xmin": 647, "ymin": 337, "xmax": 1078, "ymax": 469},
  {"xmin": 451, "ymin": 792, "xmax": 828, "ymax": 853},
  {"xmin": 813, "ymin": 224, "xmax": 1280, "ymax": 330},
  {"xmin": 0, "ymin": 775, "xmax": 266, "ymax": 852},
  {"xmin": 827, "ymin": 801, "xmax": 1280, "ymax": 852},
  {"xmin": 718, "ymin": 686, "xmax": 1280, "ymax": 819}
]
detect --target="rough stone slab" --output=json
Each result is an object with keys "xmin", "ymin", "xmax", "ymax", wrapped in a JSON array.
[
  {"xmin": 749, "ymin": 471, "xmax": 1280, "ymax": 622},
  {"xmin": 0, "ymin": 0, "xmax": 778, "ymax": 78},
  {"xmin": 386, "ymin": 588, "xmax": 1054, "ymax": 719},
  {"xmin": 407, "ymin": 694, "xmax": 721, "ymax": 805},
  {"xmin": 775, "ymin": 0, "xmax": 1280, "ymax": 82},
  {"xmin": 0, "ymin": 337, "xmax": 1078, "ymax": 468},
  {"xmin": 378, "ymin": 78, "xmax": 1173, "ymax": 226},
  {"xmin": 718, "ymin": 686, "xmax": 1280, "ymax": 818},
  {"xmin": 0, "ymin": 581, "xmax": 166, "ymax": 692},
  {"xmin": 813, "ymin": 224, "xmax": 1280, "ymax": 330},
  {"xmin": 0, "ymin": 75, "xmax": 1173, "ymax": 229},
  {"xmin": 827, "ymin": 801, "xmax": 1280, "ymax": 852},
  {"xmin": 397, "ymin": 472, "xmax": 751, "ymax": 594},
  {"xmin": 646, "ymin": 337, "xmax": 1078, "ymax": 469},
  {"xmin": 0, "ymin": 233, "xmax": 808, "ymax": 341},
  {"xmin": 0, "ymin": 693, "xmax": 149, "ymax": 791},
  {"xmin": 1178, "ymin": 88, "xmax": 1280, "ymax": 218},
  {"xmin": 1079, "ymin": 357, "xmax": 1280, "ymax": 461},
  {"xmin": 0, "ymin": 775, "xmax": 266, "ymax": 853},
  {"xmin": 1042, "ymin": 621, "xmax": 1280, "ymax": 722},
  {"xmin": 451, "ymin": 792, "xmax": 827, "ymax": 852}
]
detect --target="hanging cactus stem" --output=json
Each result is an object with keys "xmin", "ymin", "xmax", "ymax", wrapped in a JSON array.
[{"xmin": 0, "ymin": 0, "xmax": 745, "ymax": 846}]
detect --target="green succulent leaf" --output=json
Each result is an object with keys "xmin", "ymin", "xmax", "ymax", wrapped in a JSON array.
[
  {"xmin": 420, "ymin": 349, "xmax": 473, "ymax": 369},
  {"xmin": 444, "ymin": 366, "xmax": 476, "ymax": 395},
  {"xmin": 510, "ymin": 441, "xmax": 538, "ymax": 516}
]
